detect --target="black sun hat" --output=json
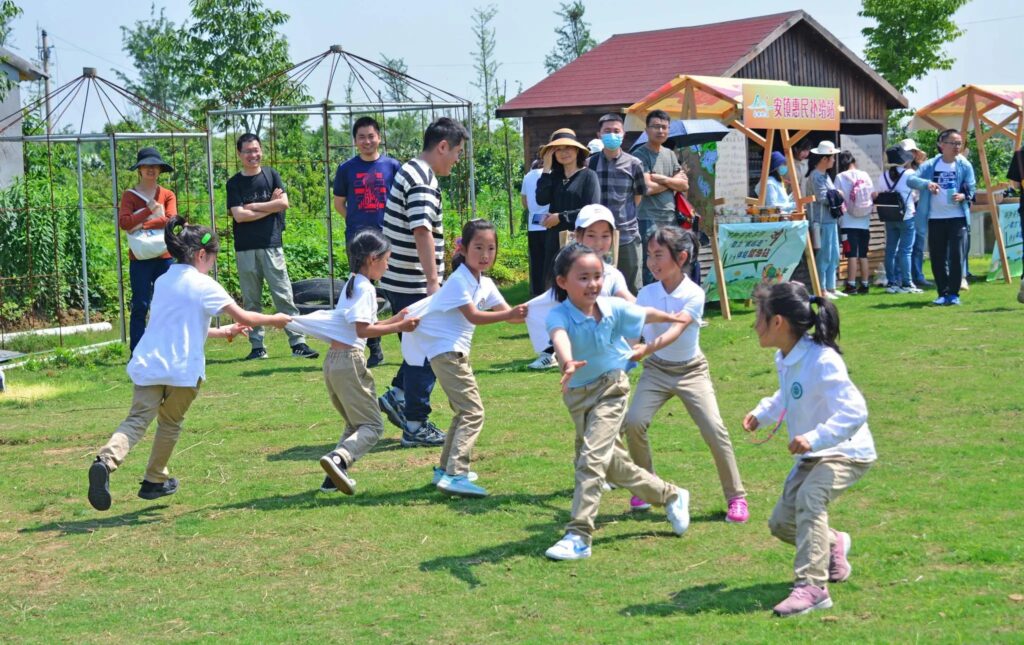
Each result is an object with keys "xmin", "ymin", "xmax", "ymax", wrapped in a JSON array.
[{"xmin": 129, "ymin": 147, "xmax": 174, "ymax": 173}]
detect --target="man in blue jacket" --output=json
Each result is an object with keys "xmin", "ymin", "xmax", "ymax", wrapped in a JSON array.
[{"xmin": 907, "ymin": 129, "xmax": 976, "ymax": 306}]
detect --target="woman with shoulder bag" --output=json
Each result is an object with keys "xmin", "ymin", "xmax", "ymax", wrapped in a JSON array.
[
  {"xmin": 119, "ymin": 147, "xmax": 178, "ymax": 353},
  {"xmin": 806, "ymin": 141, "xmax": 844, "ymax": 300}
]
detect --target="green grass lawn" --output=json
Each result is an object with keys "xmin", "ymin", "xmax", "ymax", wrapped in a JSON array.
[{"xmin": 1, "ymin": 274, "xmax": 1022, "ymax": 643}]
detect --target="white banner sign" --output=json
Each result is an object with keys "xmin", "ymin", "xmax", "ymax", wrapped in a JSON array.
[{"xmin": 706, "ymin": 220, "xmax": 809, "ymax": 301}]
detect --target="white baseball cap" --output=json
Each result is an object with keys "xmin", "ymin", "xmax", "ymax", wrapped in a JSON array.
[
  {"xmin": 587, "ymin": 138, "xmax": 604, "ymax": 154},
  {"xmin": 809, "ymin": 140, "xmax": 838, "ymax": 155},
  {"xmin": 575, "ymin": 204, "xmax": 616, "ymax": 231}
]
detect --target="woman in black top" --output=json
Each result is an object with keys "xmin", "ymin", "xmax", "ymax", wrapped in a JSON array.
[{"xmin": 536, "ymin": 128, "xmax": 601, "ymax": 289}]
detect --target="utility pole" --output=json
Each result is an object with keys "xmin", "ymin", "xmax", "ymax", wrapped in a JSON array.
[{"xmin": 39, "ymin": 29, "xmax": 53, "ymax": 134}]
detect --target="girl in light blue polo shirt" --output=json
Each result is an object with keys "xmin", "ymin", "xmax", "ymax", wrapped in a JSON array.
[{"xmin": 542, "ymin": 243, "xmax": 693, "ymax": 561}]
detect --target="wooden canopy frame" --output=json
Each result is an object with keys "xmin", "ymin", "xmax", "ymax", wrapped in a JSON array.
[
  {"xmin": 910, "ymin": 85, "xmax": 1024, "ymax": 283},
  {"xmin": 626, "ymin": 75, "xmax": 837, "ymax": 317}
]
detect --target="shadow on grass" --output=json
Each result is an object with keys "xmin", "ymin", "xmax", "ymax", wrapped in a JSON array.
[
  {"xmin": 265, "ymin": 438, "xmax": 404, "ymax": 461},
  {"xmin": 419, "ymin": 502, "xmax": 721, "ymax": 587},
  {"xmin": 869, "ymin": 301, "xmax": 935, "ymax": 310},
  {"xmin": 619, "ymin": 581, "xmax": 792, "ymax": 616},
  {"xmin": 20, "ymin": 505, "xmax": 171, "ymax": 536},
  {"xmin": 971, "ymin": 307, "xmax": 1021, "ymax": 313},
  {"xmin": 238, "ymin": 365, "xmax": 322, "ymax": 377}
]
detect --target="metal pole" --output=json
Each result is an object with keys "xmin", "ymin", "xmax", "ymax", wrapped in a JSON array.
[
  {"xmin": 40, "ymin": 30, "xmax": 53, "ymax": 134},
  {"xmin": 204, "ymin": 116, "xmax": 218, "ymax": 283},
  {"xmin": 76, "ymin": 141, "xmax": 90, "ymax": 323},
  {"xmin": 110, "ymin": 135, "xmax": 126, "ymax": 343},
  {"xmin": 502, "ymin": 83, "xmax": 514, "ymax": 236},
  {"xmin": 466, "ymin": 102, "xmax": 477, "ymax": 218},
  {"xmin": 322, "ymin": 104, "xmax": 336, "ymax": 306}
]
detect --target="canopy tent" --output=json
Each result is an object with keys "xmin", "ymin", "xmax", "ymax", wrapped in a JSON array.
[
  {"xmin": 910, "ymin": 84, "xmax": 1024, "ymax": 283},
  {"xmin": 626, "ymin": 75, "xmax": 842, "ymax": 309}
]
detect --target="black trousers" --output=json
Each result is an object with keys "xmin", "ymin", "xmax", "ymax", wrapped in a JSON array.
[
  {"xmin": 928, "ymin": 217, "xmax": 967, "ymax": 297},
  {"xmin": 528, "ymin": 230, "xmax": 548, "ymax": 296}
]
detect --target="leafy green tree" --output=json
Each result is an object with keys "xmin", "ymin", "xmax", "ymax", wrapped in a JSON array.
[
  {"xmin": 0, "ymin": 0, "xmax": 23, "ymax": 100},
  {"xmin": 116, "ymin": 4, "xmax": 187, "ymax": 119},
  {"xmin": 471, "ymin": 4, "xmax": 500, "ymax": 139},
  {"xmin": 859, "ymin": 0, "xmax": 967, "ymax": 94},
  {"xmin": 167, "ymin": 0, "xmax": 296, "ymax": 132},
  {"xmin": 544, "ymin": 1, "xmax": 596, "ymax": 74}
]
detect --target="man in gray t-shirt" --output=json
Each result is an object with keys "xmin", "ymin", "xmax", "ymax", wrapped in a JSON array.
[{"xmin": 634, "ymin": 110, "xmax": 689, "ymax": 284}]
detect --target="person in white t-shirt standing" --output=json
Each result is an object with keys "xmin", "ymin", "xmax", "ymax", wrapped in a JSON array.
[
  {"xmin": 88, "ymin": 217, "xmax": 291, "ymax": 512},
  {"xmin": 521, "ymin": 160, "xmax": 550, "ymax": 297},
  {"xmin": 623, "ymin": 225, "xmax": 748, "ymax": 523},
  {"xmin": 834, "ymin": 151, "xmax": 874, "ymax": 295}
]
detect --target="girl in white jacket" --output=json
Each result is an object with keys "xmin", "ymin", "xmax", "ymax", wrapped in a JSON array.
[{"xmin": 743, "ymin": 281, "xmax": 876, "ymax": 618}]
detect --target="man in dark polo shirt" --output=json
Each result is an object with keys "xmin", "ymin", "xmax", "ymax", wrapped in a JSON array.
[
  {"xmin": 588, "ymin": 113, "xmax": 647, "ymax": 294},
  {"xmin": 227, "ymin": 133, "xmax": 318, "ymax": 360}
]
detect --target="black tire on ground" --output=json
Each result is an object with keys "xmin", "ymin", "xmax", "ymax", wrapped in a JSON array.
[{"xmin": 292, "ymin": 278, "xmax": 344, "ymax": 305}]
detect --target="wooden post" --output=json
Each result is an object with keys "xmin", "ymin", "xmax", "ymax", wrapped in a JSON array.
[
  {"xmin": 710, "ymin": 220, "xmax": 731, "ymax": 320},
  {"xmin": 755, "ymin": 129, "xmax": 775, "ymax": 208},
  {"xmin": 779, "ymin": 129, "xmax": 821, "ymax": 297},
  {"xmin": 970, "ymin": 99, "xmax": 1013, "ymax": 283}
]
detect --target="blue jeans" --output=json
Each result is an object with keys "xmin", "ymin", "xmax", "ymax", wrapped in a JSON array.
[
  {"xmin": 384, "ymin": 290, "xmax": 435, "ymax": 423},
  {"xmin": 816, "ymin": 221, "xmax": 840, "ymax": 291},
  {"xmin": 129, "ymin": 257, "xmax": 173, "ymax": 352},
  {"xmin": 884, "ymin": 219, "xmax": 916, "ymax": 287},
  {"xmin": 911, "ymin": 211, "xmax": 928, "ymax": 285}
]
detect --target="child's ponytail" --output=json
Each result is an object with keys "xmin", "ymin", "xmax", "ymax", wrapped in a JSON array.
[
  {"xmin": 346, "ymin": 228, "xmax": 391, "ymax": 298},
  {"xmin": 809, "ymin": 293, "xmax": 841, "ymax": 353},
  {"xmin": 164, "ymin": 216, "xmax": 219, "ymax": 264},
  {"xmin": 753, "ymin": 281, "xmax": 842, "ymax": 354}
]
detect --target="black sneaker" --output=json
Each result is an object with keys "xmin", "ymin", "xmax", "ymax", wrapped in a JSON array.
[
  {"xmin": 319, "ymin": 451, "xmax": 356, "ymax": 495},
  {"xmin": 378, "ymin": 389, "xmax": 407, "ymax": 430},
  {"xmin": 857, "ymin": 283, "xmax": 870, "ymax": 295},
  {"xmin": 366, "ymin": 338, "xmax": 384, "ymax": 368},
  {"xmin": 245, "ymin": 347, "xmax": 268, "ymax": 360},
  {"xmin": 401, "ymin": 420, "xmax": 446, "ymax": 448},
  {"xmin": 319, "ymin": 476, "xmax": 338, "ymax": 493},
  {"xmin": 138, "ymin": 478, "xmax": 179, "ymax": 500},
  {"xmin": 87, "ymin": 457, "xmax": 111, "ymax": 511},
  {"xmin": 291, "ymin": 343, "xmax": 320, "ymax": 359}
]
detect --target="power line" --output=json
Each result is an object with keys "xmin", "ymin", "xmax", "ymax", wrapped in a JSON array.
[{"xmin": 44, "ymin": 32, "xmax": 134, "ymax": 77}]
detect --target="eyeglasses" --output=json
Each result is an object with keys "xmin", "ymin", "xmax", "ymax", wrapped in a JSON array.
[
  {"xmin": 940, "ymin": 140, "xmax": 963, "ymax": 147},
  {"xmin": 647, "ymin": 124, "xmax": 669, "ymax": 131}
]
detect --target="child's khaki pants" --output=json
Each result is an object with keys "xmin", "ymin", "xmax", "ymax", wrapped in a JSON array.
[
  {"xmin": 431, "ymin": 351, "xmax": 484, "ymax": 476},
  {"xmin": 323, "ymin": 348, "xmax": 384, "ymax": 466}
]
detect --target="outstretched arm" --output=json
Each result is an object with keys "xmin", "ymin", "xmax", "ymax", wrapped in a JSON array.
[
  {"xmin": 221, "ymin": 302, "xmax": 291, "ymax": 329},
  {"xmin": 458, "ymin": 302, "xmax": 528, "ymax": 326}
]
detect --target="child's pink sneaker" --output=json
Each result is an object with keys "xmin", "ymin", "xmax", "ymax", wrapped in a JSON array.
[
  {"xmin": 629, "ymin": 495, "xmax": 651, "ymax": 511},
  {"xmin": 828, "ymin": 529, "xmax": 852, "ymax": 582},
  {"xmin": 726, "ymin": 496, "xmax": 749, "ymax": 523}
]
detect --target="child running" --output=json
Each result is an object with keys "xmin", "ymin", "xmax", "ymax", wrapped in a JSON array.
[
  {"xmin": 744, "ymin": 282, "xmax": 876, "ymax": 617},
  {"xmin": 525, "ymin": 204, "xmax": 633, "ymax": 367},
  {"xmin": 544, "ymin": 243, "xmax": 692, "ymax": 561},
  {"xmin": 315, "ymin": 229, "xmax": 420, "ymax": 494},
  {"xmin": 402, "ymin": 219, "xmax": 527, "ymax": 498},
  {"xmin": 88, "ymin": 217, "xmax": 291, "ymax": 511},
  {"xmin": 623, "ymin": 226, "xmax": 748, "ymax": 521}
]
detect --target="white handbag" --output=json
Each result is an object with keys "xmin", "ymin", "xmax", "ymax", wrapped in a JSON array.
[{"xmin": 125, "ymin": 189, "xmax": 168, "ymax": 260}]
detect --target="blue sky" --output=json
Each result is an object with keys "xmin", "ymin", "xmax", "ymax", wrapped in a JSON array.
[{"xmin": 8, "ymin": 0, "xmax": 1023, "ymax": 132}]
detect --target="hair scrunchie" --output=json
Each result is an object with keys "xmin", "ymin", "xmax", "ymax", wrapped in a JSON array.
[{"xmin": 808, "ymin": 295, "xmax": 821, "ymax": 306}]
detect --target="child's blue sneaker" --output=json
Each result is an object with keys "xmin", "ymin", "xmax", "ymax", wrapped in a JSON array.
[
  {"xmin": 931, "ymin": 295, "xmax": 948, "ymax": 306},
  {"xmin": 545, "ymin": 533, "xmax": 591, "ymax": 560},
  {"xmin": 431, "ymin": 467, "xmax": 478, "ymax": 485},
  {"xmin": 666, "ymin": 487, "xmax": 691, "ymax": 535},
  {"xmin": 437, "ymin": 474, "xmax": 488, "ymax": 498},
  {"xmin": 946, "ymin": 295, "xmax": 961, "ymax": 306}
]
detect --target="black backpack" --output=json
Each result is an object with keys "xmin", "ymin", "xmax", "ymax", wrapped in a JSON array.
[{"xmin": 875, "ymin": 169, "xmax": 907, "ymax": 222}]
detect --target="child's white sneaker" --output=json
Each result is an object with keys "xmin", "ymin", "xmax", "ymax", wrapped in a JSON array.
[
  {"xmin": 666, "ymin": 488, "xmax": 691, "ymax": 535},
  {"xmin": 545, "ymin": 533, "xmax": 591, "ymax": 560}
]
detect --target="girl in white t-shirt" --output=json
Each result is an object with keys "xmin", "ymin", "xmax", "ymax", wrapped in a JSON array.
[
  {"xmin": 744, "ymin": 282, "xmax": 876, "ymax": 617},
  {"xmin": 88, "ymin": 217, "xmax": 291, "ymax": 511},
  {"xmin": 404, "ymin": 219, "xmax": 527, "ymax": 498},
  {"xmin": 526, "ymin": 204, "xmax": 634, "ymax": 369},
  {"xmin": 623, "ymin": 226, "xmax": 748, "ymax": 522},
  {"xmin": 316, "ymin": 229, "xmax": 420, "ymax": 495}
]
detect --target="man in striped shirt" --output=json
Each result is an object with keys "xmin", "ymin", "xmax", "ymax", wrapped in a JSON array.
[{"xmin": 378, "ymin": 117, "xmax": 468, "ymax": 448}]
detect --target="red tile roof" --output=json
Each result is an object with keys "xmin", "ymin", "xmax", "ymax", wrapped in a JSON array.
[{"xmin": 498, "ymin": 11, "xmax": 800, "ymax": 115}]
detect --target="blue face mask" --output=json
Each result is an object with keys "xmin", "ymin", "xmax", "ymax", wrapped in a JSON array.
[
  {"xmin": 778, "ymin": 165, "xmax": 789, "ymax": 176},
  {"xmin": 601, "ymin": 132, "xmax": 623, "ymax": 151}
]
